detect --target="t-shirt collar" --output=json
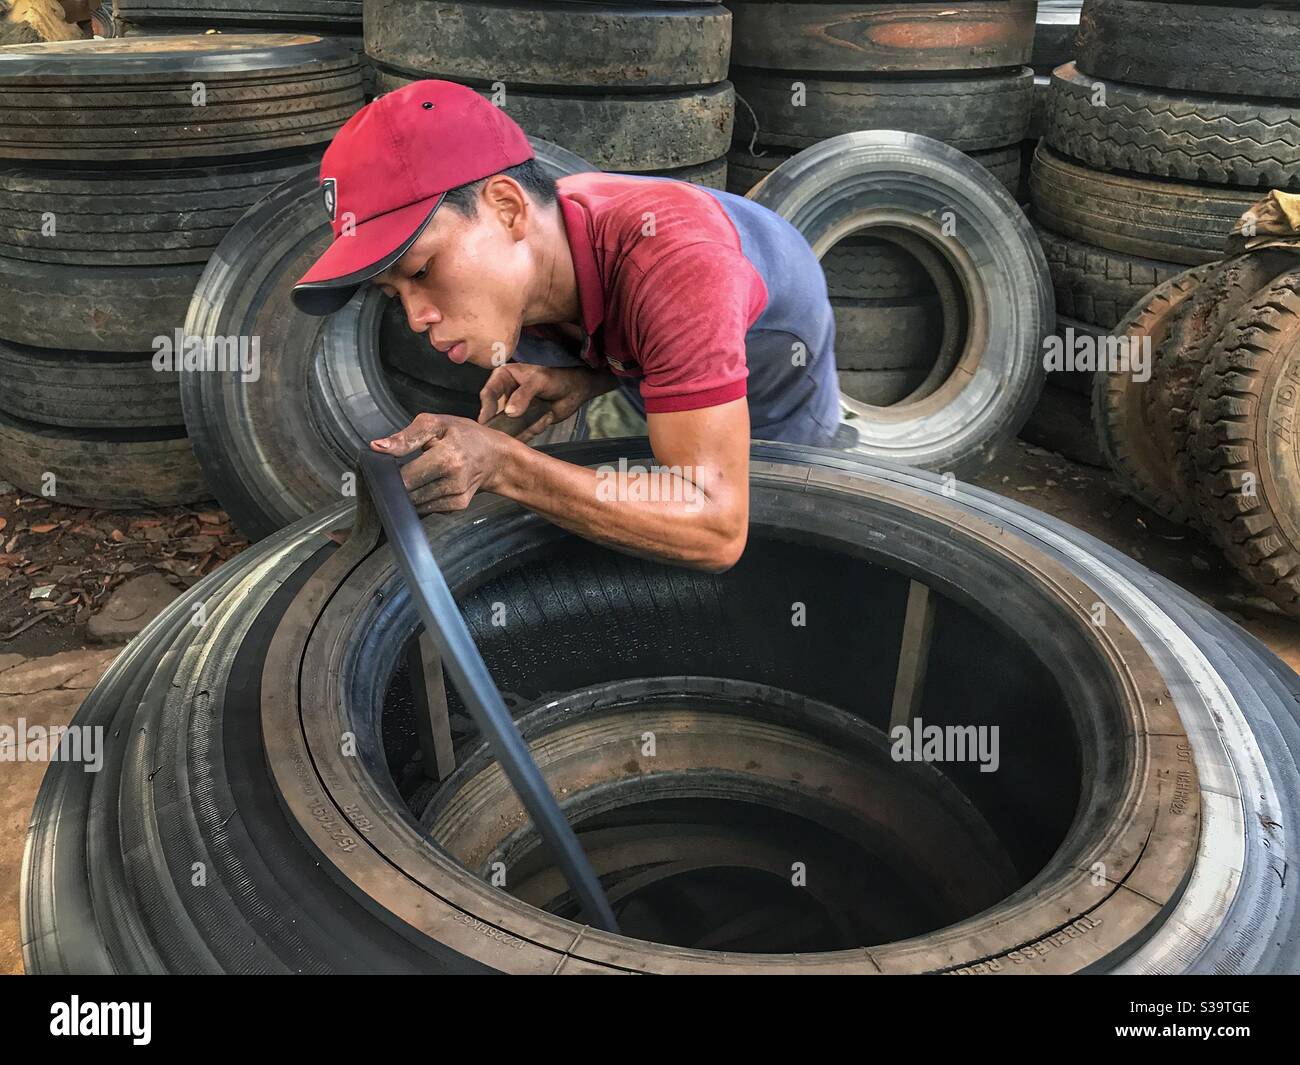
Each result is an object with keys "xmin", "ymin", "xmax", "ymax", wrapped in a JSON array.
[{"xmin": 558, "ymin": 192, "xmax": 606, "ymax": 338}]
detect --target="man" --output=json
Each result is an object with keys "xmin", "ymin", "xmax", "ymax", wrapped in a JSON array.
[{"xmin": 292, "ymin": 80, "xmax": 841, "ymax": 572}]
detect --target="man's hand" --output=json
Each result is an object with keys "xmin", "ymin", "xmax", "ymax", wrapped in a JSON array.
[
  {"xmin": 479, "ymin": 363, "xmax": 615, "ymax": 440},
  {"xmin": 370, "ymin": 413, "xmax": 506, "ymax": 516}
]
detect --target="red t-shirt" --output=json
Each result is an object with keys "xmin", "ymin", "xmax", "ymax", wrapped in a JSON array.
[{"xmin": 550, "ymin": 172, "xmax": 770, "ymax": 414}]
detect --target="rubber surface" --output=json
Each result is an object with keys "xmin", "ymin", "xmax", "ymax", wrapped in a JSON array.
[
  {"xmin": 732, "ymin": 66, "xmax": 1033, "ymax": 152},
  {"xmin": 1076, "ymin": 0, "xmax": 1300, "ymax": 100},
  {"xmin": 21, "ymin": 440, "xmax": 1300, "ymax": 973},
  {"xmin": 1030, "ymin": 143, "xmax": 1258, "ymax": 266},
  {"xmin": 1035, "ymin": 224, "xmax": 1180, "ymax": 330},
  {"xmin": 729, "ymin": 0, "xmax": 1035, "ymax": 72},
  {"xmin": 1019, "ymin": 383, "xmax": 1105, "ymax": 467},
  {"xmin": 115, "ymin": 0, "xmax": 362, "ymax": 24},
  {"xmin": 0, "ymin": 35, "xmax": 363, "ymax": 164},
  {"xmin": 1044, "ymin": 62, "xmax": 1300, "ymax": 190}
]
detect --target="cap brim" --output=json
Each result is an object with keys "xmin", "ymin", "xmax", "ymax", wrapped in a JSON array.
[{"xmin": 291, "ymin": 193, "xmax": 445, "ymax": 316}]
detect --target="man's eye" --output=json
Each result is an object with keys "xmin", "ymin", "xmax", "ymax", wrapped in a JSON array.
[{"xmin": 412, "ymin": 263, "xmax": 429, "ymax": 281}]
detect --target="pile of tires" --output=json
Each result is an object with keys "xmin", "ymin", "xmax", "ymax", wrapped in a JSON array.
[
  {"xmin": 363, "ymin": 0, "xmax": 734, "ymax": 185},
  {"xmin": 0, "ymin": 34, "xmax": 364, "ymax": 508},
  {"xmin": 1096, "ymin": 252, "xmax": 1300, "ymax": 618},
  {"xmin": 1029, "ymin": 0, "xmax": 1300, "ymax": 464},
  {"xmin": 113, "ymin": 1, "xmax": 373, "ymax": 96},
  {"xmin": 179, "ymin": 138, "xmax": 593, "ymax": 540},
  {"xmin": 23, "ymin": 440, "xmax": 1300, "ymax": 972},
  {"xmin": 724, "ymin": 0, "xmax": 1035, "ymax": 411}
]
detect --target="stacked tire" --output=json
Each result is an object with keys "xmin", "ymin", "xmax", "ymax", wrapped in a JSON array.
[
  {"xmin": 363, "ymin": 0, "xmax": 734, "ymax": 185},
  {"xmin": 1030, "ymin": 0, "xmax": 1300, "ymax": 465},
  {"xmin": 725, "ymin": 1, "xmax": 1034, "ymax": 408},
  {"xmin": 0, "ymin": 35, "xmax": 364, "ymax": 508},
  {"xmin": 113, "ymin": 1, "xmax": 373, "ymax": 96}
]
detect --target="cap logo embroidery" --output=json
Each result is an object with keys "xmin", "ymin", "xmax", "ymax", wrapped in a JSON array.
[{"xmin": 321, "ymin": 178, "xmax": 338, "ymax": 222}]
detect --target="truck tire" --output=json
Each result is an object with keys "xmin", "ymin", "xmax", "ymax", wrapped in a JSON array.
[
  {"xmin": 1034, "ymin": 224, "xmax": 1180, "ymax": 330},
  {"xmin": 0, "ymin": 34, "xmax": 363, "ymax": 164},
  {"xmin": 1045, "ymin": 62, "xmax": 1300, "ymax": 190},
  {"xmin": 752, "ymin": 130, "xmax": 1052, "ymax": 473},
  {"xmin": 23, "ymin": 440, "xmax": 1300, "ymax": 973}
]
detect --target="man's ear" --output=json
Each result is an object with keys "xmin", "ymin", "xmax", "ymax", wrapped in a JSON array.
[{"xmin": 482, "ymin": 175, "xmax": 528, "ymax": 238}]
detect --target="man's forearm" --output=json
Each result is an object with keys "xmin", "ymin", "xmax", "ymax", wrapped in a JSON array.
[{"xmin": 489, "ymin": 434, "xmax": 747, "ymax": 571}]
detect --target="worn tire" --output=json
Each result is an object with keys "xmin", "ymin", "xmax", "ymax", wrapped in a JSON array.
[
  {"xmin": 1032, "ymin": 0, "xmax": 1080, "ymax": 74},
  {"xmin": 1034, "ymin": 225, "xmax": 1181, "ymax": 330},
  {"xmin": 729, "ymin": 0, "xmax": 1035, "ymax": 73},
  {"xmin": 752, "ymin": 130, "xmax": 1052, "ymax": 472},
  {"xmin": 1194, "ymin": 269, "xmax": 1300, "ymax": 616},
  {"xmin": 1019, "ymin": 383, "xmax": 1105, "ymax": 466},
  {"xmin": 0, "ymin": 35, "xmax": 363, "ymax": 165},
  {"xmin": 0, "ymin": 158, "xmax": 315, "ymax": 267},
  {"xmin": 373, "ymin": 65, "xmax": 733, "ymax": 172},
  {"xmin": 1147, "ymin": 252, "xmax": 1298, "ymax": 524},
  {"xmin": 731, "ymin": 67, "xmax": 1033, "ymax": 152},
  {"xmin": 0, "ymin": 408, "xmax": 205, "ymax": 508},
  {"xmin": 115, "ymin": 0, "xmax": 362, "ymax": 25},
  {"xmin": 832, "ymin": 297, "xmax": 942, "ymax": 371},
  {"xmin": 365, "ymin": 0, "xmax": 729, "ymax": 90},
  {"xmin": 1044, "ymin": 62, "xmax": 1300, "ymax": 190},
  {"xmin": 1092, "ymin": 267, "xmax": 1210, "ymax": 523},
  {"xmin": 0, "ymin": 254, "xmax": 202, "ymax": 353},
  {"xmin": 1076, "ymin": 0, "xmax": 1300, "ymax": 100},
  {"xmin": 22, "ymin": 440, "xmax": 1300, "ymax": 973},
  {"xmin": 1030, "ymin": 144, "xmax": 1258, "ymax": 266},
  {"xmin": 0, "ymin": 341, "xmax": 181, "ymax": 429}
]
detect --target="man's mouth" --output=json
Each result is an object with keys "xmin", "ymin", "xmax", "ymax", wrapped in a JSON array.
[{"xmin": 433, "ymin": 338, "xmax": 469, "ymax": 364}]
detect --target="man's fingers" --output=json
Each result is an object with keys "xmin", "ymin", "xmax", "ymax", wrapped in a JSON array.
[
  {"xmin": 398, "ymin": 449, "xmax": 455, "ymax": 493},
  {"xmin": 517, "ymin": 410, "xmax": 555, "ymax": 443},
  {"xmin": 478, "ymin": 368, "xmax": 518, "ymax": 423},
  {"xmin": 371, "ymin": 413, "xmax": 447, "ymax": 456}
]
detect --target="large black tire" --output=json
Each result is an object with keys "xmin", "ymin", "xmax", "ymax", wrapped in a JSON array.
[
  {"xmin": 365, "ymin": 0, "xmax": 729, "ymax": 90},
  {"xmin": 115, "ymin": 0, "xmax": 362, "ymax": 25},
  {"xmin": 1019, "ymin": 383, "xmax": 1105, "ymax": 467},
  {"xmin": 1034, "ymin": 225, "xmax": 1180, "ymax": 330},
  {"xmin": 22, "ymin": 440, "xmax": 1300, "ymax": 973},
  {"xmin": 820, "ymin": 237, "xmax": 933, "ymax": 300},
  {"xmin": 1076, "ymin": 0, "xmax": 1300, "ymax": 100},
  {"xmin": 0, "ymin": 408, "xmax": 205, "ymax": 508},
  {"xmin": 1044, "ymin": 62, "xmax": 1300, "ymax": 190},
  {"xmin": 0, "ymin": 34, "xmax": 363, "ymax": 164},
  {"xmin": 732, "ymin": 67, "xmax": 1033, "ymax": 152},
  {"xmin": 1194, "ymin": 269, "xmax": 1300, "ymax": 616},
  {"xmin": 0, "ymin": 341, "xmax": 181, "ymax": 429},
  {"xmin": 0, "ymin": 158, "xmax": 315, "ymax": 267},
  {"xmin": 1029, "ymin": 143, "xmax": 1258, "ymax": 266},
  {"xmin": 751, "ymin": 131, "xmax": 1052, "ymax": 473},
  {"xmin": 1093, "ymin": 266, "xmax": 1212, "ymax": 524},
  {"xmin": 181, "ymin": 141, "xmax": 592, "ymax": 540},
  {"xmin": 0, "ymin": 254, "xmax": 202, "ymax": 352},
  {"xmin": 727, "ymin": 143, "xmax": 1021, "ymax": 197},
  {"xmin": 832, "ymin": 297, "xmax": 941, "ymax": 370},
  {"xmin": 729, "ymin": 0, "xmax": 1035, "ymax": 72},
  {"xmin": 373, "ymin": 65, "xmax": 734, "ymax": 172}
]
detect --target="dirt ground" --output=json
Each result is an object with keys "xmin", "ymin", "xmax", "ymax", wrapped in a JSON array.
[{"xmin": 1, "ymin": 437, "xmax": 1298, "ymax": 974}]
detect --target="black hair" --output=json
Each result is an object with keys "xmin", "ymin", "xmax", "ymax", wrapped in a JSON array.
[{"xmin": 440, "ymin": 158, "xmax": 558, "ymax": 216}]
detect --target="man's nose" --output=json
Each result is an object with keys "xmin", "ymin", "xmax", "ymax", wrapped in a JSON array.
[{"xmin": 401, "ymin": 291, "xmax": 442, "ymax": 334}]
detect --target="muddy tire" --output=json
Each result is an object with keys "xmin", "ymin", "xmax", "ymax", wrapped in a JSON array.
[
  {"xmin": 1147, "ymin": 252, "xmax": 1298, "ymax": 523},
  {"xmin": 1076, "ymin": 0, "xmax": 1300, "ymax": 100},
  {"xmin": 0, "ymin": 35, "xmax": 363, "ymax": 164},
  {"xmin": 731, "ymin": 67, "xmax": 1033, "ymax": 153},
  {"xmin": 1030, "ymin": 144, "xmax": 1259, "ymax": 266},
  {"xmin": 1093, "ymin": 266, "xmax": 1212, "ymax": 523},
  {"xmin": 22, "ymin": 439, "xmax": 1300, "ymax": 973},
  {"xmin": 729, "ymin": 0, "xmax": 1034, "ymax": 72},
  {"xmin": 1044, "ymin": 62, "xmax": 1300, "ymax": 191},
  {"xmin": 365, "ymin": 0, "xmax": 729, "ymax": 90},
  {"xmin": 0, "ymin": 341, "xmax": 181, "ymax": 429},
  {"xmin": 1034, "ymin": 224, "xmax": 1181, "ymax": 331},
  {"xmin": 0, "ymin": 408, "xmax": 205, "ymax": 508},
  {"xmin": 1193, "ymin": 269, "xmax": 1300, "ymax": 616}
]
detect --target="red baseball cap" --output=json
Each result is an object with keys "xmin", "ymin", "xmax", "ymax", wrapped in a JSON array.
[{"xmin": 291, "ymin": 79, "xmax": 534, "ymax": 316}]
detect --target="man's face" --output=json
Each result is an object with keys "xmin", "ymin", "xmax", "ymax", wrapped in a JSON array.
[{"xmin": 375, "ymin": 176, "xmax": 534, "ymax": 370}]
